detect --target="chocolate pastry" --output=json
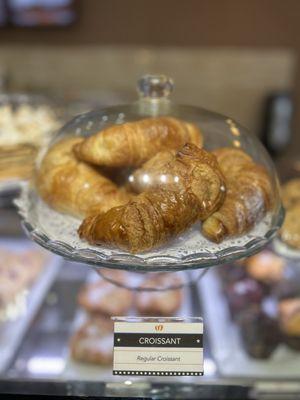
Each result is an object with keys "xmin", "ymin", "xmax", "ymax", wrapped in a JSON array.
[
  {"xmin": 238, "ymin": 306, "xmax": 280, "ymax": 359},
  {"xmin": 225, "ymin": 278, "xmax": 265, "ymax": 320}
]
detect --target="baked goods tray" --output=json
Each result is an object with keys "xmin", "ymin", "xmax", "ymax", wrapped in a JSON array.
[
  {"xmin": 0, "ymin": 239, "xmax": 62, "ymax": 374},
  {"xmin": 61, "ymin": 270, "xmax": 203, "ymax": 382},
  {"xmin": 16, "ymin": 183, "xmax": 284, "ymax": 272},
  {"xmin": 198, "ymin": 269, "xmax": 300, "ymax": 379}
]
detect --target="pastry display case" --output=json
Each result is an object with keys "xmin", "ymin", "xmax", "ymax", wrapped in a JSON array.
[
  {"xmin": 16, "ymin": 75, "xmax": 283, "ymax": 276},
  {"xmin": 1, "ymin": 75, "xmax": 300, "ymax": 400}
]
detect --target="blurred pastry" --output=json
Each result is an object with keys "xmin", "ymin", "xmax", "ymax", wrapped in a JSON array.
[
  {"xmin": 73, "ymin": 116, "xmax": 203, "ymax": 167},
  {"xmin": 70, "ymin": 317, "xmax": 113, "ymax": 365},
  {"xmin": 78, "ymin": 280, "xmax": 133, "ymax": 316},
  {"xmin": 212, "ymin": 147, "xmax": 253, "ymax": 175},
  {"xmin": 0, "ymin": 103, "xmax": 60, "ymax": 147},
  {"xmin": 283, "ymin": 335, "xmax": 300, "ymax": 351},
  {"xmin": 281, "ymin": 178, "xmax": 300, "ymax": 209},
  {"xmin": 202, "ymin": 147, "xmax": 273, "ymax": 243},
  {"xmin": 36, "ymin": 137, "xmax": 132, "ymax": 218},
  {"xmin": 224, "ymin": 278, "xmax": 265, "ymax": 320},
  {"xmin": 278, "ymin": 298, "xmax": 300, "ymax": 336},
  {"xmin": 218, "ymin": 263, "xmax": 248, "ymax": 289},
  {"xmin": 22, "ymin": 250, "xmax": 48, "ymax": 284},
  {"xmin": 246, "ymin": 250, "xmax": 285, "ymax": 284},
  {"xmin": 79, "ymin": 144, "xmax": 226, "ymax": 253},
  {"xmin": 97, "ymin": 269, "xmax": 129, "ymax": 286},
  {"xmin": 0, "ymin": 248, "xmax": 46, "ymax": 309},
  {"xmin": 238, "ymin": 306, "xmax": 280, "ymax": 359},
  {"xmin": 136, "ymin": 274, "xmax": 183, "ymax": 316},
  {"xmin": 273, "ymin": 275, "xmax": 300, "ymax": 300},
  {"xmin": 0, "ymin": 144, "xmax": 37, "ymax": 181},
  {"xmin": 279, "ymin": 203, "xmax": 300, "ymax": 249}
]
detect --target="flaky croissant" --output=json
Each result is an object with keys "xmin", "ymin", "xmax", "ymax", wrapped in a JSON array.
[
  {"xmin": 202, "ymin": 147, "xmax": 273, "ymax": 243},
  {"xmin": 128, "ymin": 150, "xmax": 176, "ymax": 193},
  {"xmin": 36, "ymin": 137, "xmax": 132, "ymax": 218},
  {"xmin": 73, "ymin": 117, "xmax": 203, "ymax": 167},
  {"xmin": 78, "ymin": 143, "xmax": 226, "ymax": 253}
]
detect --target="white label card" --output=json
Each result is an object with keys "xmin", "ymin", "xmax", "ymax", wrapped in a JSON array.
[{"xmin": 113, "ymin": 321, "xmax": 203, "ymax": 377}]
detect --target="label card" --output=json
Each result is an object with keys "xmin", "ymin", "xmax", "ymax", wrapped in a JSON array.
[{"xmin": 113, "ymin": 321, "xmax": 203, "ymax": 376}]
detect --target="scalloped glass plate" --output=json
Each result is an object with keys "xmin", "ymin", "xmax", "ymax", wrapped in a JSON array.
[{"xmin": 15, "ymin": 183, "xmax": 284, "ymax": 272}]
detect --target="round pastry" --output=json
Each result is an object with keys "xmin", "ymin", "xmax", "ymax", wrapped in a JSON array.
[
  {"xmin": 280, "ymin": 203, "xmax": 300, "ymax": 249},
  {"xmin": 136, "ymin": 274, "xmax": 183, "ymax": 316},
  {"xmin": 78, "ymin": 280, "xmax": 133, "ymax": 316},
  {"xmin": 245, "ymin": 250, "xmax": 285, "ymax": 284},
  {"xmin": 278, "ymin": 298, "xmax": 300, "ymax": 336},
  {"xmin": 281, "ymin": 178, "xmax": 300, "ymax": 209},
  {"xmin": 70, "ymin": 317, "xmax": 113, "ymax": 365},
  {"xmin": 237, "ymin": 306, "xmax": 281, "ymax": 359}
]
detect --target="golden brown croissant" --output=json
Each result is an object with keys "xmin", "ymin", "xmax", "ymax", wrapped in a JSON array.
[
  {"xmin": 128, "ymin": 150, "xmax": 176, "ymax": 193},
  {"xmin": 36, "ymin": 137, "xmax": 132, "ymax": 218},
  {"xmin": 202, "ymin": 147, "xmax": 273, "ymax": 243},
  {"xmin": 78, "ymin": 143, "xmax": 226, "ymax": 253},
  {"xmin": 73, "ymin": 117, "xmax": 203, "ymax": 167}
]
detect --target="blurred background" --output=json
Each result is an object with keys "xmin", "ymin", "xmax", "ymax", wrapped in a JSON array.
[
  {"xmin": 1, "ymin": 1, "xmax": 300, "ymax": 399},
  {"xmin": 0, "ymin": 0, "xmax": 298, "ymax": 152}
]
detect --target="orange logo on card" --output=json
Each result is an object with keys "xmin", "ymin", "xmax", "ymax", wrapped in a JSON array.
[{"xmin": 155, "ymin": 324, "xmax": 163, "ymax": 331}]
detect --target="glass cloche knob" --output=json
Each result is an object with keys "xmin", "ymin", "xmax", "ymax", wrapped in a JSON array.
[{"xmin": 137, "ymin": 74, "xmax": 174, "ymax": 99}]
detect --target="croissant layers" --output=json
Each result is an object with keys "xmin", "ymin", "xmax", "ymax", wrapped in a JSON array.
[
  {"xmin": 36, "ymin": 137, "xmax": 132, "ymax": 218},
  {"xmin": 78, "ymin": 143, "xmax": 226, "ymax": 253},
  {"xmin": 202, "ymin": 148, "xmax": 274, "ymax": 243},
  {"xmin": 73, "ymin": 117, "xmax": 203, "ymax": 167}
]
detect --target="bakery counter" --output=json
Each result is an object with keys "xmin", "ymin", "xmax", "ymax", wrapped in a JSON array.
[
  {"xmin": 0, "ymin": 256, "xmax": 300, "ymax": 398},
  {"xmin": 0, "ymin": 260, "xmax": 253, "ymax": 399},
  {"xmin": 4, "ymin": 262, "xmax": 217, "ymax": 382},
  {"xmin": 0, "ymin": 379, "xmax": 250, "ymax": 399}
]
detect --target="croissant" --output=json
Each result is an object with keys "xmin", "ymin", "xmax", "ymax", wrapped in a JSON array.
[
  {"xmin": 36, "ymin": 137, "xmax": 132, "ymax": 218},
  {"xmin": 128, "ymin": 150, "xmax": 176, "ymax": 193},
  {"xmin": 73, "ymin": 117, "xmax": 203, "ymax": 167},
  {"xmin": 78, "ymin": 143, "xmax": 226, "ymax": 253},
  {"xmin": 202, "ymin": 147, "xmax": 273, "ymax": 243}
]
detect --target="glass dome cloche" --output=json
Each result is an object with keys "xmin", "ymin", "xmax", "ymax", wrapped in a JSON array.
[{"xmin": 15, "ymin": 75, "xmax": 284, "ymax": 272}]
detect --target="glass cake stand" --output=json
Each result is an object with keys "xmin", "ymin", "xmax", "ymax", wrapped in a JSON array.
[{"xmin": 15, "ymin": 75, "xmax": 284, "ymax": 289}]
